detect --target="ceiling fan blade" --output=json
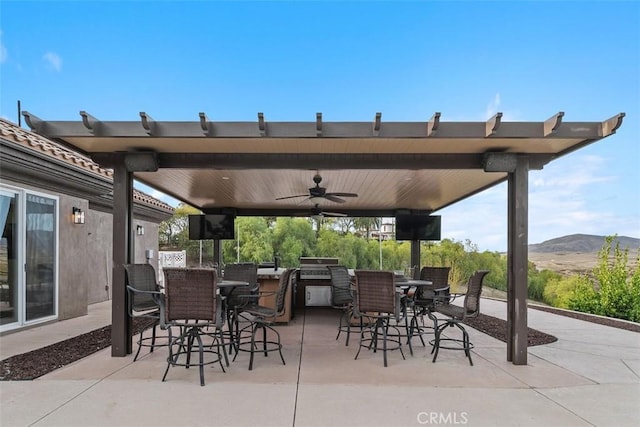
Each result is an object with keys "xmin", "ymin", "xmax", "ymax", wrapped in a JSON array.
[
  {"xmin": 326, "ymin": 192, "xmax": 358, "ymax": 198},
  {"xmin": 324, "ymin": 195, "xmax": 346, "ymax": 203},
  {"xmin": 275, "ymin": 194, "xmax": 309, "ymax": 200},
  {"xmin": 321, "ymin": 210, "xmax": 348, "ymax": 217},
  {"xmin": 278, "ymin": 173, "xmax": 357, "ymax": 203}
]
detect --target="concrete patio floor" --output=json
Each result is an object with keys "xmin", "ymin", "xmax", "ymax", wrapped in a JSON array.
[{"xmin": 1, "ymin": 298, "xmax": 639, "ymax": 427}]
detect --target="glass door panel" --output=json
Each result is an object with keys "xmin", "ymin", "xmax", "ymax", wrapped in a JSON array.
[
  {"xmin": 25, "ymin": 194, "xmax": 56, "ymax": 321},
  {"xmin": 0, "ymin": 192, "xmax": 18, "ymax": 326}
]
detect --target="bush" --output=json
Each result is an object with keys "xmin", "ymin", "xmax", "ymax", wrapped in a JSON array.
[
  {"xmin": 529, "ymin": 268, "xmax": 561, "ymax": 302},
  {"xmin": 566, "ymin": 236, "xmax": 640, "ymax": 322}
]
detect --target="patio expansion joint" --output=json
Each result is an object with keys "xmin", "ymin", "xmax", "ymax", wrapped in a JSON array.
[
  {"xmin": 531, "ymin": 387, "xmax": 598, "ymax": 426},
  {"xmin": 479, "ymin": 351, "xmax": 600, "ymax": 426},
  {"xmin": 292, "ymin": 310, "xmax": 307, "ymax": 427},
  {"xmin": 534, "ymin": 340, "xmax": 638, "ymax": 361},
  {"xmin": 473, "ymin": 351, "xmax": 536, "ymax": 389},
  {"xmin": 31, "ymin": 356, "xmax": 137, "ymax": 425},
  {"xmin": 525, "ymin": 349, "xmax": 602, "ymax": 386},
  {"xmin": 621, "ymin": 359, "xmax": 640, "ymax": 381},
  {"xmin": 549, "ymin": 336, "xmax": 640, "ymax": 350}
]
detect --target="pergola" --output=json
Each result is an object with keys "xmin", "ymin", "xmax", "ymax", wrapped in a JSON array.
[{"xmin": 22, "ymin": 110, "xmax": 625, "ymax": 365}]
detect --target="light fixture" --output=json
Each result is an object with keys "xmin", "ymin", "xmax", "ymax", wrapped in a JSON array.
[
  {"xmin": 136, "ymin": 225, "xmax": 144, "ymax": 236},
  {"xmin": 309, "ymin": 196, "xmax": 324, "ymax": 204},
  {"xmin": 72, "ymin": 207, "xmax": 85, "ymax": 224}
]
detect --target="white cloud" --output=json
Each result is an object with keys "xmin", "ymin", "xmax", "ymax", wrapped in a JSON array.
[
  {"xmin": 436, "ymin": 152, "xmax": 630, "ymax": 252},
  {"xmin": 43, "ymin": 51, "xmax": 62, "ymax": 71},
  {"xmin": 526, "ymin": 154, "xmax": 622, "ymax": 242},
  {"xmin": 439, "ymin": 183, "xmax": 508, "ymax": 251},
  {"xmin": 481, "ymin": 93, "xmax": 521, "ymax": 122},
  {"xmin": 485, "ymin": 93, "xmax": 501, "ymax": 119},
  {"xmin": 532, "ymin": 155, "xmax": 613, "ymax": 191}
]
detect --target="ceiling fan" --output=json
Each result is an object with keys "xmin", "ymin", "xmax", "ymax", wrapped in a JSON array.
[
  {"xmin": 309, "ymin": 204, "xmax": 347, "ymax": 218},
  {"xmin": 287, "ymin": 204, "xmax": 347, "ymax": 218},
  {"xmin": 276, "ymin": 173, "xmax": 358, "ymax": 204}
]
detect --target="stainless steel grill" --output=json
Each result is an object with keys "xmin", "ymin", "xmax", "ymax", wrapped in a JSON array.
[{"xmin": 299, "ymin": 257, "xmax": 339, "ymax": 280}]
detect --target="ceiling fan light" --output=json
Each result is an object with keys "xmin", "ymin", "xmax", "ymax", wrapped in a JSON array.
[{"xmin": 309, "ymin": 196, "xmax": 324, "ymax": 204}]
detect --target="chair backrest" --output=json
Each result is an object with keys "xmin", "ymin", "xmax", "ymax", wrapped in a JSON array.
[
  {"xmin": 462, "ymin": 270, "xmax": 490, "ymax": 319},
  {"xmin": 123, "ymin": 264, "xmax": 159, "ymax": 311},
  {"xmin": 274, "ymin": 268, "xmax": 295, "ymax": 315},
  {"xmin": 223, "ymin": 262, "xmax": 258, "ymax": 287},
  {"xmin": 223, "ymin": 262, "xmax": 258, "ymax": 305},
  {"xmin": 419, "ymin": 266, "xmax": 450, "ymax": 287},
  {"xmin": 327, "ymin": 265, "xmax": 353, "ymax": 306},
  {"xmin": 354, "ymin": 270, "xmax": 397, "ymax": 314},
  {"xmin": 162, "ymin": 268, "xmax": 218, "ymax": 322},
  {"xmin": 418, "ymin": 266, "xmax": 450, "ymax": 299}
]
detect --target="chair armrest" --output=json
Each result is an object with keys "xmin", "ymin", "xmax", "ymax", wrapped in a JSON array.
[
  {"xmin": 396, "ymin": 292, "xmax": 408, "ymax": 321},
  {"xmin": 126, "ymin": 286, "xmax": 164, "ymax": 313},
  {"xmin": 216, "ymin": 296, "xmax": 225, "ymax": 326},
  {"xmin": 235, "ymin": 290, "xmax": 277, "ymax": 300},
  {"xmin": 127, "ymin": 285, "xmax": 162, "ymax": 295},
  {"xmin": 126, "ymin": 286, "xmax": 169, "ymax": 329},
  {"xmin": 432, "ymin": 291, "xmax": 463, "ymax": 309},
  {"xmin": 448, "ymin": 293, "xmax": 465, "ymax": 302}
]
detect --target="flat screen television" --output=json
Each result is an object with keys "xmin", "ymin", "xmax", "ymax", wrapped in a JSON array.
[
  {"xmin": 188, "ymin": 214, "xmax": 235, "ymax": 240},
  {"xmin": 395, "ymin": 214, "xmax": 441, "ymax": 241}
]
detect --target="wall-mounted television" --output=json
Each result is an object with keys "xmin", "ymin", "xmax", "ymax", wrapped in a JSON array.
[
  {"xmin": 188, "ymin": 214, "xmax": 235, "ymax": 240},
  {"xmin": 395, "ymin": 214, "xmax": 441, "ymax": 241}
]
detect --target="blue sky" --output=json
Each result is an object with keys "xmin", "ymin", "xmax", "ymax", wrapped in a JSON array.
[{"xmin": 1, "ymin": 0, "xmax": 638, "ymax": 251}]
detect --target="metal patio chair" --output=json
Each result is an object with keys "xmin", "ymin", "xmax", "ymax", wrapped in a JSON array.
[
  {"xmin": 123, "ymin": 263, "xmax": 168, "ymax": 361},
  {"xmin": 161, "ymin": 267, "xmax": 228, "ymax": 386},
  {"xmin": 233, "ymin": 268, "xmax": 295, "ymax": 370},
  {"xmin": 222, "ymin": 262, "xmax": 259, "ymax": 353},
  {"xmin": 431, "ymin": 270, "xmax": 490, "ymax": 366},
  {"xmin": 412, "ymin": 266, "xmax": 452, "ymax": 332},
  {"xmin": 327, "ymin": 265, "xmax": 357, "ymax": 346},
  {"xmin": 353, "ymin": 270, "xmax": 408, "ymax": 367}
]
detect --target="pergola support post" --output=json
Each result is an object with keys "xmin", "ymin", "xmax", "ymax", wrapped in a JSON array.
[
  {"xmin": 213, "ymin": 240, "xmax": 222, "ymax": 269},
  {"xmin": 507, "ymin": 155, "xmax": 529, "ymax": 365},
  {"xmin": 111, "ymin": 157, "xmax": 134, "ymax": 356},
  {"xmin": 410, "ymin": 240, "xmax": 421, "ymax": 277}
]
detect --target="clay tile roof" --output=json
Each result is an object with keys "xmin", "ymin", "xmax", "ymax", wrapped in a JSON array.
[{"xmin": 0, "ymin": 118, "xmax": 173, "ymax": 213}]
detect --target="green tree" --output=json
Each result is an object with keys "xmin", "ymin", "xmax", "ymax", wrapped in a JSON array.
[
  {"xmin": 158, "ymin": 203, "xmax": 199, "ymax": 248},
  {"xmin": 223, "ymin": 217, "xmax": 273, "ymax": 265},
  {"xmin": 422, "ymin": 239, "xmax": 471, "ymax": 289},
  {"xmin": 566, "ymin": 236, "xmax": 640, "ymax": 321},
  {"xmin": 541, "ymin": 236, "xmax": 640, "ymax": 321},
  {"xmin": 354, "ymin": 217, "xmax": 380, "ymax": 240},
  {"xmin": 542, "ymin": 275, "xmax": 588, "ymax": 308},
  {"xmin": 272, "ymin": 217, "xmax": 316, "ymax": 267},
  {"xmin": 158, "ymin": 204, "xmax": 208, "ymax": 265},
  {"xmin": 528, "ymin": 268, "xmax": 561, "ymax": 301},
  {"xmin": 566, "ymin": 276, "xmax": 601, "ymax": 313},
  {"xmin": 334, "ymin": 217, "xmax": 356, "ymax": 234}
]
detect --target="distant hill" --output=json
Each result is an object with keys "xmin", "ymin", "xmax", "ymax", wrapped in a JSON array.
[{"xmin": 529, "ymin": 234, "xmax": 640, "ymax": 253}]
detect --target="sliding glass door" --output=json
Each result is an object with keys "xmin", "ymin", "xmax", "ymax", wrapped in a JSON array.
[
  {"xmin": 0, "ymin": 190, "xmax": 18, "ymax": 326},
  {"xmin": 25, "ymin": 194, "xmax": 57, "ymax": 321},
  {"xmin": 0, "ymin": 187, "xmax": 58, "ymax": 330}
]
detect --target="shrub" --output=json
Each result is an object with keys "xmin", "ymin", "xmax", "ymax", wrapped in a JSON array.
[{"xmin": 566, "ymin": 236, "xmax": 640, "ymax": 322}]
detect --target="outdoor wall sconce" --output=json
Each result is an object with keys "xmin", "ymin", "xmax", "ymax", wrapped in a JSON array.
[
  {"xmin": 72, "ymin": 207, "xmax": 85, "ymax": 224},
  {"xmin": 136, "ymin": 225, "xmax": 145, "ymax": 236}
]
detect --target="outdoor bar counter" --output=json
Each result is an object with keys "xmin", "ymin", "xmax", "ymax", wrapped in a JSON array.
[{"xmin": 257, "ymin": 268, "xmax": 294, "ymax": 323}]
